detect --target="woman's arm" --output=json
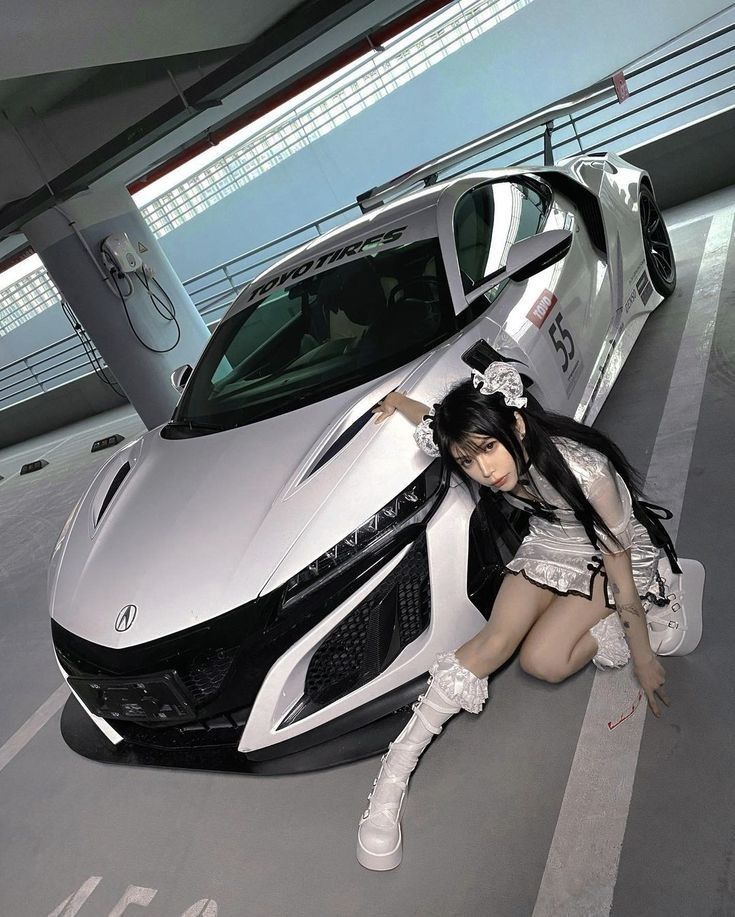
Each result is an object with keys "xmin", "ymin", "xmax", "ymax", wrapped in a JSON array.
[
  {"xmin": 372, "ymin": 391, "xmax": 430, "ymax": 427},
  {"xmin": 583, "ymin": 457, "xmax": 670, "ymax": 715},
  {"xmin": 602, "ymin": 548, "xmax": 669, "ymax": 716}
]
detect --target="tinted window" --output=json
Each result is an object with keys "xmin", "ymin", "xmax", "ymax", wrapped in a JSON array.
[
  {"xmin": 174, "ymin": 238, "xmax": 456, "ymax": 430},
  {"xmin": 454, "ymin": 180, "xmax": 550, "ymax": 312}
]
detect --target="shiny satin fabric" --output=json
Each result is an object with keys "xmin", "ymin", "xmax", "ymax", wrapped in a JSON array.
[{"xmin": 503, "ymin": 438, "xmax": 661, "ymax": 609}]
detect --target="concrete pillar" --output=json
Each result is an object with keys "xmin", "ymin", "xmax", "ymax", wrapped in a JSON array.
[{"xmin": 22, "ymin": 187, "xmax": 210, "ymax": 429}]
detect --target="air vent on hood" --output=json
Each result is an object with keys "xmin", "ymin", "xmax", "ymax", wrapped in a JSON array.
[
  {"xmin": 305, "ymin": 407, "xmax": 375, "ymax": 479},
  {"xmin": 95, "ymin": 462, "xmax": 131, "ymax": 527}
]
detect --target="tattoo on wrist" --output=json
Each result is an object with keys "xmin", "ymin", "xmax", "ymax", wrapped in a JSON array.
[
  {"xmin": 611, "ymin": 582, "xmax": 620, "ymax": 595},
  {"xmin": 618, "ymin": 601, "xmax": 641, "ymax": 617}
]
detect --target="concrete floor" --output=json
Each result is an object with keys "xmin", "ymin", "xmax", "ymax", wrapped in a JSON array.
[{"xmin": 0, "ymin": 187, "xmax": 733, "ymax": 916}]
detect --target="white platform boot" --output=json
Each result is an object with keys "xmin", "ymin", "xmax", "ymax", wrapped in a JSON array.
[
  {"xmin": 644, "ymin": 556, "xmax": 705, "ymax": 656},
  {"xmin": 356, "ymin": 651, "xmax": 489, "ymax": 871},
  {"xmin": 591, "ymin": 556, "xmax": 705, "ymax": 668}
]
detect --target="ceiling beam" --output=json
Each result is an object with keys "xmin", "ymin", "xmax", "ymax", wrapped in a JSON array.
[{"xmin": 0, "ymin": 0, "xmax": 448, "ymax": 238}]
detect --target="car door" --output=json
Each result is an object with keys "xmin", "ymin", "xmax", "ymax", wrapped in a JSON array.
[{"xmin": 439, "ymin": 176, "xmax": 612, "ymax": 414}]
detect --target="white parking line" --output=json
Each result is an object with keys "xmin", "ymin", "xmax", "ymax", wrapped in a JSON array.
[
  {"xmin": 0, "ymin": 684, "xmax": 68, "ymax": 774},
  {"xmin": 532, "ymin": 208, "xmax": 734, "ymax": 916},
  {"xmin": 668, "ymin": 214, "xmax": 712, "ymax": 231},
  {"xmin": 108, "ymin": 886, "xmax": 158, "ymax": 916},
  {"xmin": 48, "ymin": 877, "xmax": 102, "ymax": 917}
]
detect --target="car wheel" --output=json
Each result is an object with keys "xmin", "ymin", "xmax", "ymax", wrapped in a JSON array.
[{"xmin": 639, "ymin": 184, "xmax": 676, "ymax": 296}]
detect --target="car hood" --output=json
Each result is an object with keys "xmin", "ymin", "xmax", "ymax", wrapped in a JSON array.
[{"xmin": 50, "ymin": 354, "xmax": 453, "ymax": 649}]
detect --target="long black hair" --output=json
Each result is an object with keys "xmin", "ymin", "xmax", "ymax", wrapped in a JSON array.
[{"xmin": 432, "ymin": 379, "xmax": 645, "ymax": 554}]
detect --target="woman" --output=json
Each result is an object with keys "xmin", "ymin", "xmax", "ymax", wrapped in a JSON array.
[{"xmin": 356, "ymin": 360, "xmax": 701, "ymax": 871}]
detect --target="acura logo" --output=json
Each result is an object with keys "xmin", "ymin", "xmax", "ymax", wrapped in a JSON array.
[{"xmin": 115, "ymin": 604, "xmax": 138, "ymax": 632}]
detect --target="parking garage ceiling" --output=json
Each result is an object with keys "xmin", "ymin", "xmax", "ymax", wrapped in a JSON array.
[{"xmin": 0, "ymin": 0, "xmax": 445, "ymax": 246}]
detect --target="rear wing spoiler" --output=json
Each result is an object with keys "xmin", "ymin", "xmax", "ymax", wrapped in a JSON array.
[{"xmin": 356, "ymin": 77, "xmax": 621, "ymax": 214}]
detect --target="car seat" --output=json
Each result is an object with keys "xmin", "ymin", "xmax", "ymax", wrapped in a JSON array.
[{"xmin": 317, "ymin": 258, "xmax": 388, "ymax": 339}]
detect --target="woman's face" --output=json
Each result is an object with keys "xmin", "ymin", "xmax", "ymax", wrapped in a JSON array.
[{"xmin": 448, "ymin": 415, "xmax": 526, "ymax": 492}]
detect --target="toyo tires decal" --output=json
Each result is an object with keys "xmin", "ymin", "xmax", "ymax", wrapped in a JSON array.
[
  {"xmin": 247, "ymin": 225, "xmax": 409, "ymax": 301},
  {"xmin": 527, "ymin": 289, "xmax": 557, "ymax": 328}
]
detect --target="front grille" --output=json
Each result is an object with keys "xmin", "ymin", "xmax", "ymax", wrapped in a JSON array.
[
  {"xmin": 57, "ymin": 641, "xmax": 238, "ymax": 711},
  {"xmin": 304, "ymin": 535, "xmax": 430, "ymax": 706},
  {"xmin": 111, "ymin": 708, "xmax": 249, "ymax": 748},
  {"xmin": 52, "ymin": 526, "xmax": 436, "ymax": 743},
  {"xmin": 396, "ymin": 553, "xmax": 430, "ymax": 647},
  {"xmin": 178, "ymin": 647, "xmax": 238, "ymax": 705}
]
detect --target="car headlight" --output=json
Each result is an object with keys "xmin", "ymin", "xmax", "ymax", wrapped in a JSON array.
[{"xmin": 282, "ymin": 460, "xmax": 446, "ymax": 607}]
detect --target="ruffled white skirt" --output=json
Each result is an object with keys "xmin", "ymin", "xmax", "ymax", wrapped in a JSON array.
[{"xmin": 505, "ymin": 515, "xmax": 662, "ymax": 609}]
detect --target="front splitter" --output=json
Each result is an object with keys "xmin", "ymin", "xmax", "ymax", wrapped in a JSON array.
[{"xmin": 60, "ymin": 694, "xmax": 413, "ymax": 775}]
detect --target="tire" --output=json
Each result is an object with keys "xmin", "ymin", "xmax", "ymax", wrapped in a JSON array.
[{"xmin": 639, "ymin": 184, "xmax": 676, "ymax": 297}]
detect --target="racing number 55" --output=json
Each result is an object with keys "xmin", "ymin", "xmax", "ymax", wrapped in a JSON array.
[{"xmin": 548, "ymin": 313, "xmax": 575, "ymax": 373}]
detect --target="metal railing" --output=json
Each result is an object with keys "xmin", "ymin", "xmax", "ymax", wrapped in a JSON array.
[
  {"xmin": 0, "ymin": 333, "xmax": 99, "ymax": 407},
  {"xmin": 1, "ymin": 10, "xmax": 734, "ymax": 412},
  {"xmin": 360, "ymin": 17, "xmax": 735, "ymax": 202}
]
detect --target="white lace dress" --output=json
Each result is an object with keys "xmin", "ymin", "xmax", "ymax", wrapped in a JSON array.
[{"xmin": 503, "ymin": 437, "xmax": 662, "ymax": 608}]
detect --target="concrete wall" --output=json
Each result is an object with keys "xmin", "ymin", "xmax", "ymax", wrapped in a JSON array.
[
  {"xmin": 0, "ymin": 372, "xmax": 128, "ymax": 449},
  {"xmin": 623, "ymin": 105, "xmax": 735, "ymax": 208}
]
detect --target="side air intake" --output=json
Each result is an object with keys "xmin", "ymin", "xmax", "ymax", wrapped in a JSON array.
[
  {"xmin": 303, "ymin": 407, "xmax": 375, "ymax": 481},
  {"xmin": 95, "ymin": 462, "xmax": 131, "ymax": 527}
]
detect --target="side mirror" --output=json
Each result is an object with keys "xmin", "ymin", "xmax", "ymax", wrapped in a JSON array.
[
  {"xmin": 466, "ymin": 230, "xmax": 573, "ymax": 305},
  {"xmin": 170, "ymin": 364, "xmax": 192, "ymax": 393}
]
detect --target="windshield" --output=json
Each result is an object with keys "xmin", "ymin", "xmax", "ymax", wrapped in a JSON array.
[{"xmin": 173, "ymin": 237, "xmax": 456, "ymax": 430}]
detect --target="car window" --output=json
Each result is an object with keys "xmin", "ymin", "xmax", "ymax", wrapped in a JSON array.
[
  {"xmin": 454, "ymin": 180, "xmax": 551, "ymax": 316},
  {"xmin": 174, "ymin": 238, "xmax": 456, "ymax": 430}
]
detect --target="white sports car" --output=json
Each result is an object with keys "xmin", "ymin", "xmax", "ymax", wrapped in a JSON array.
[{"xmin": 49, "ymin": 152, "xmax": 675, "ymax": 773}]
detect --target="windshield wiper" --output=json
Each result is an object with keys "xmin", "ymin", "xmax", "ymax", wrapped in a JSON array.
[{"xmin": 165, "ymin": 419, "xmax": 228, "ymax": 433}]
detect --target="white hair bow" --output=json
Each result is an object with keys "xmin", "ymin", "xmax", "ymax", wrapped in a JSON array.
[{"xmin": 471, "ymin": 362, "xmax": 527, "ymax": 408}]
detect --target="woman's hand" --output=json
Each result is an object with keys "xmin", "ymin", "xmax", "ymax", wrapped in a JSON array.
[
  {"xmin": 633, "ymin": 653, "xmax": 670, "ymax": 717},
  {"xmin": 372, "ymin": 391, "xmax": 405, "ymax": 424},
  {"xmin": 600, "ymin": 551, "xmax": 671, "ymax": 718},
  {"xmin": 372, "ymin": 391, "xmax": 431, "ymax": 426}
]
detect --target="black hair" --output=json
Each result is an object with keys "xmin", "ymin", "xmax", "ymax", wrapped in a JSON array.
[{"xmin": 431, "ymin": 379, "xmax": 645, "ymax": 553}]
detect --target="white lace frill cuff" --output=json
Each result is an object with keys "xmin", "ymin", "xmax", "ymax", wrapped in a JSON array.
[
  {"xmin": 590, "ymin": 613, "xmax": 630, "ymax": 669},
  {"xmin": 430, "ymin": 651, "xmax": 489, "ymax": 714},
  {"xmin": 414, "ymin": 411, "xmax": 440, "ymax": 458}
]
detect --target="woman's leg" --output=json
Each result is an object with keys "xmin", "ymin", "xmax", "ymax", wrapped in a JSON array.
[
  {"xmin": 518, "ymin": 574, "xmax": 614, "ymax": 683},
  {"xmin": 357, "ymin": 573, "xmax": 555, "ymax": 870},
  {"xmin": 455, "ymin": 571, "xmax": 556, "ymax": 676}
]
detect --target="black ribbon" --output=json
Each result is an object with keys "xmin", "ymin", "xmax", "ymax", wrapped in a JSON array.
[{"xmin": 631, "ymin": 496, "xmax": 682, "ymax": 574}]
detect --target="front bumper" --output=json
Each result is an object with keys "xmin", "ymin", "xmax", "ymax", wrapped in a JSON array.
[
  {"xmin": 53, "ymin": 528, "xmax": 434, "ymax": 771},
  {"xmin": 58, "ymin": 673, "xmax": 428, "ymax": 775}
]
